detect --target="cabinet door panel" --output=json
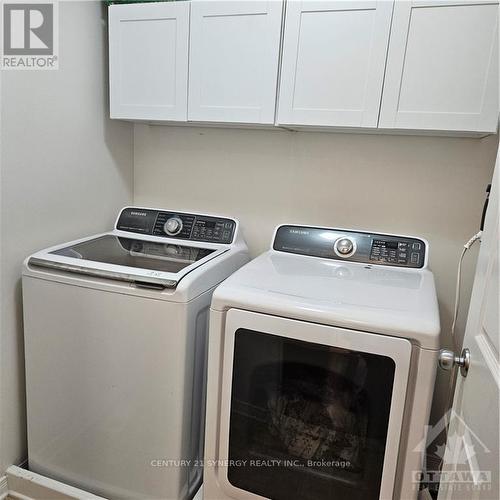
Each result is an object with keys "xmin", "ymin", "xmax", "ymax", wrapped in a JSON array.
[
  {"xmin": 379, "ymin": 0, "xmax": 499, "ymax": 133},
  {"xmin": 109, "ymin": 2, "xmax": 189, "ymax": 121},
  {"xmin": 188, "ymin": 0, "xmax": 283, "ymax": 124},
  {"xmin": 277, "ymin": 1, "xmax": 393, "ymax": 128}
]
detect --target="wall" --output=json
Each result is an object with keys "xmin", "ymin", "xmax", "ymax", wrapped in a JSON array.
[
  {"xmin": 0, "ymin": 1, "xmax": 134, "ymax": 472},
  {"xmin": 134, "ymin": 124, "xmax": 498, "ymax": 422}
]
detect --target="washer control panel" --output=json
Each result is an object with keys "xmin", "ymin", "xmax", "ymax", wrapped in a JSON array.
[
  {"xmin": 116, "ymin": 207, "xmax": 236, "ymax": 244},
  {"xmin": 274, "ymin": 225, "xmax": 426, "ymax": 268}
]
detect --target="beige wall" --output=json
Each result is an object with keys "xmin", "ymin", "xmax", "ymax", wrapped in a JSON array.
[
  {"xmin": 134, "ymin": 124, "xmax": 498, "ymax": 421},
  {"xmin": 0, "ymin": 2, "xmax": 134, "ymax": 471}
]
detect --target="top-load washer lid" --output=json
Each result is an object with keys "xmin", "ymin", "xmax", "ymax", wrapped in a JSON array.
[
  {"xmin": 52, "ymin": 235, "xmax": 215, "ymax": 274},
  {"xmin": 28, "ymin": 234, "xmax": 223, "ymax": 288},
  {"xmin": 211, "ymin": 224, "xmax": 441, "ymax": 349},
  {"xmin": 27, "ymin": 207, "xmax": 240, "ymax": 289}
]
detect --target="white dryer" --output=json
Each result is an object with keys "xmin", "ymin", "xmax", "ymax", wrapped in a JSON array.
[
  {"xmin": 203, "ymin": 224, "xmax": 441, "ymax": 500},
  {"xmin": 22, "ymin": 207, "xmax": 249, "ymax": 500}
]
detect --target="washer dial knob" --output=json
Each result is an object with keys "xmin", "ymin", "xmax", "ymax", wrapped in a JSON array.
[
  {"xmin": 164, "ymin": 217, "xmax": 183, "ymax": 236},
  {"xmin": 335, "ymin": 237, "xmax": 355, "ymax": 257}
]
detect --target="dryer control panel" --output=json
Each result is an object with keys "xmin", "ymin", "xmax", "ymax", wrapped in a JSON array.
[
  {"xmin": 274, "ymin": 225, "xmax": 426, "ymax": 268},
  {"xmin": 116, "ymin": 207, "xmax": 236, "ymax": 244}
]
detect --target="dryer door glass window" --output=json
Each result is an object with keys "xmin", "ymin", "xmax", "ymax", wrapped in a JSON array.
[{"xmin": 227, "ymin": 329, "xmax": 396, "ymax": 500}]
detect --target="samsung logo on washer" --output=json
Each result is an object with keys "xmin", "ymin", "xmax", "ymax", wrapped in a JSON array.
[
  {"xmin": 289, "ymin": 229, "xmax": 309, "ymax": 235},
  {"xmin": 130, "ymin": 211, "xmax": 148, "ymax": 217}
]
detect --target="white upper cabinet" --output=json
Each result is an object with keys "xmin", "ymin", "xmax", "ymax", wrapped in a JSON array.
[
  {"xmin": 188, "ymin": 1, "xmax": 283, "ymax": 124},
  {"xmin": 108, "ymin": 0, "xmax": 499, "ymax": 135},
  {"xmin": 109, "ymin": 2, "xmax": 190, "ymax": 121},
  {"xmin": 277, "ymin": 1, "xmax": 394, "ymax": 128},
  {"xmin": 379, "ymin": 0, "xmax": 499, "ymax": 133}
]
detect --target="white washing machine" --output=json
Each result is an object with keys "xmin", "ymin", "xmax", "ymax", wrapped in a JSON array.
[
  {"xmin": 203, "ymin": 224, "xmax": 441, "ymax": 500},
  {"xmin": 22, "ymin": 206, "xmax": 249, "ymax": 500}
]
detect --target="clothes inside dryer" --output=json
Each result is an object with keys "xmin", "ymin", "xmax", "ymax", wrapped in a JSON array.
[
  {"xmin": 227, "ymin": 329, "xmax": 396, "ymax": 500},
  {"xmin": 51, "ymin": 235, "xmax": 215, "ymax": 273}
]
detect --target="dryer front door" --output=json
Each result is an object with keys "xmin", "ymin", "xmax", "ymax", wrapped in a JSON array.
[{"xmin": 218, "ymin": 309, "xmax": 412, "ymax": 500}]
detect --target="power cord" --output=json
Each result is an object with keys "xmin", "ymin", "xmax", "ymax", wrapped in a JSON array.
[{"xmin": 450, "ymin": 231, "xmax": 482, "ymax": 344}]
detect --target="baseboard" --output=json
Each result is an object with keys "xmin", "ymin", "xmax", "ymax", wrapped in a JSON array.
[
  {"xmin": 0, "ymin": 474, "xmax": 9, "ymax": 500},
  {"xmin": 5, "ymin": 466, "xmax": 106, "ymax": 500},
  {"xmin": 4, "ymin": 466, "xmax": 204, "ymax": 500}
]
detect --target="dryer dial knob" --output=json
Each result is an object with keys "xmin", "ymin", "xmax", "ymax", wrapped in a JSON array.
[
  {"xmin": 335, "ymin": 237, "xmax": 355, "ymax": 257},
  {"xmin": 164, "ymin": 217, "xmax": 183, "ymax": 236}
]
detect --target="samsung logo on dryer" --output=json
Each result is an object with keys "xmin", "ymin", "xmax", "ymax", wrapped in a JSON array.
[
  {"xmin": 289, "ymin": 229, "xmax": 309, "ymax": 235},
  {"xmin": 130, "ymin": 211, "xmax": 148, "ymax": 217}
]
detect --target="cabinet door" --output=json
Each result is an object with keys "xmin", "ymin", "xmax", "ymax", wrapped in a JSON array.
[
  {"xmin": 277, "ymin": 1, "xmax": 393, "ymax": 128},
  {"xmin": 109, "ymin": 2, "xmax": 189, "ymax": 121},
  {"xmin": 379, "ymin": 0, "xmax": 499, "ymax": 133},
  {"xmin": 188, "ymin": 1, "xmax": 283, "ymax": 124}
]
